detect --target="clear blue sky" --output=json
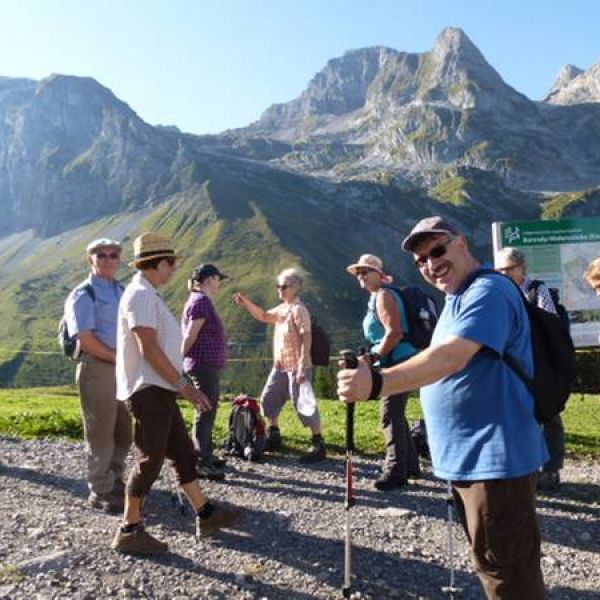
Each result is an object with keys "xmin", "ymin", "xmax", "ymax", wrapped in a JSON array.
[{"xmin": 1, "ymin": 0, "xmax": 599, "ymax": 134}]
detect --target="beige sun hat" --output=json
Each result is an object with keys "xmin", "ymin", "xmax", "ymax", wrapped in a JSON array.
[
  {"xmin": 129, "ymin": 232, "xmax": 179, "ymax": 268},
  {"xmin": 346, "ymin": 254, "xmax": 393, "ymax": 283}
]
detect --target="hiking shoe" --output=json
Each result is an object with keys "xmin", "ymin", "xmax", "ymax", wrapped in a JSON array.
[
  {"xmin": 196, "ymin": 503, "xmax": 241, "ymax": 538},
  {"xmin": 264, "ymin": 426, "xmax": 282, "ymax": 452},
  {"xmin": 197, "ymin": 459, "xmax": 226, "ymax": 482},
  {"xmin": 299, "ymin": 436, "xmax": 326, "ymax": 464},
  {"xmin": 537, "ymin": 470, "xmax": 560, "ymax": 492},
  {"xmin": 374, "ymin": 472, "xmax": 408, "ymax": 492},
  {"xmin": 89, "ymin": 491, "xmax": 124, "ymax": 513},
  {"xmin": 207, "ymin": 455, "xmax": 227, "ymax": 469},
  {"xmin": 111, "ymin": 524, "xmax": 168, "ymax": 555}
]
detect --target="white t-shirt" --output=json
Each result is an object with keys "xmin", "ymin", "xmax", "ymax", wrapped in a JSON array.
[{"xmin": 116, "ymin": 272, "xmax": 182, "ymax": 400}]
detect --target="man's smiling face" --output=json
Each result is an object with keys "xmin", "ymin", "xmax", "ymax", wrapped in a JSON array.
[{"xmin": 412, "ymin": 233, "xmax": 471, "ymax": 294}]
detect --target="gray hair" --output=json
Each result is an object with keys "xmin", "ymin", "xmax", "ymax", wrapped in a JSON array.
[
  {"xmin": 497, "ymin": 247, "xmax": 527, "ymax": 268},
  {"xmin": 277, "ymin": 268, "xmax": 304, "ymax": 289}
]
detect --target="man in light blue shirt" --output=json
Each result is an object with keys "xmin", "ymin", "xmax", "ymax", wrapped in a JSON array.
[
  {"xmin": 65, "ymin": 238, "xmax": 131, "ymax": 512},
  {"xmin": 338, "ymin": 217, "xmax": 547, "ymax": 600}
]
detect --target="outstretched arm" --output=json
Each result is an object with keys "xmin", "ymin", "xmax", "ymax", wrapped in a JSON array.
[{"xmin": 232, "ymin": 292, "xmax": 278, "ymax": 324}]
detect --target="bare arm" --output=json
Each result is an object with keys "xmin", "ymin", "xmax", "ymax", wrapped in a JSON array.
[
  {"xmin": 374, "ymin": 289, "xmax": 403, "ymax": 359},
  {"xmin": 133, "ymin": 326, "xmax": 210, "ymax": 410},
  {"xmin": 232, "ymin": 292, "xmax": 277, "ymax": 324},
  {"xmin": 337, "ymin": 335, "xmax": 482, "ymax": 402},
  {"xmin": 78, "ymin": 331, "xmax": 117, "ymax": 364},
  {"xmin": 182, "ymin": 318, "xmax": 206, "ymax": 355}
]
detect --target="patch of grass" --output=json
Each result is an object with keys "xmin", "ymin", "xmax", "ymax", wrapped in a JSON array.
[
  {"xmin": 430, "ymin": 175, "xmax": 469, "ymax": 206},
  {"xmin": 1, "ymin": 387, "xmax": 598, "ymax": 459},
  {"xmin": 541, "ymin": 188, "xmax": 600, "ymax": 220}
]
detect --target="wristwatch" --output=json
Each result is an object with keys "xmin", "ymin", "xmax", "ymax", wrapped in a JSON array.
[{"xmin": 175, "ymin": 373, "xmax": 189, "ymax": 391}]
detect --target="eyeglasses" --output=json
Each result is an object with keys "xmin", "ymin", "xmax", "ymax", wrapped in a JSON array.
[
  {"xmin": 355, "ymin": 268, "xmax": 375, "ymax": 277},
  {"xmin": 276, "ymin": 284, "xmax": 290, "ymax": 291},
  {"xmin": 96, "ymin": 252, "xmax": 120, "ymax": 260},
  {"xmin": 414, "ymin": 237, "xmax": 455, "ymax": 268},
  {"xmin": 497, "ymin": 264, "xmax": 520, "ymax": 274},
  {"xmin": 164, "ymin": 257, "xmax": 176, "ymax": 267}
]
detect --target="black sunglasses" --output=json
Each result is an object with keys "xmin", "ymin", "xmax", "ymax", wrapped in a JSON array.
[
  {"xmin": 96, "ymin": 252, "xmax": 120, "ymax": 260},
  {"xmin": 414, "ymin": 237, "xmax": 455, "ymax": 268},
  {"xmin": 276, "ymin": 284, "xmax": 290, "ymax": 290},
  {"xmin": 354, "ymin": 268, "xmax": 375, "ymax": 277}
]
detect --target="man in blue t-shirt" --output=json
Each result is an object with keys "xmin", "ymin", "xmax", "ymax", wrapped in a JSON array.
[
  {"xmin": 338, "ymin": 216, "xmax": 547, "ymax": 600},
  {"xmin": 65, "ymin": 238, "xmax": 131, "ymax": 513}
]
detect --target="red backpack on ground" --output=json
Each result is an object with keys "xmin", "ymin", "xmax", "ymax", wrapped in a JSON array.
[{"xmin": 223, "ymin": 395, "xmax": 266, "ymax": 461}]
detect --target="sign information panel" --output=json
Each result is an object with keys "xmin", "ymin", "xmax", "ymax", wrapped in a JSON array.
[{"xmin": 492, "ymin": 217, "xmax": 600, "ymax": 347}]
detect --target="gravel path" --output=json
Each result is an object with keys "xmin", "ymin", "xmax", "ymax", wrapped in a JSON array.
[{"xmin": 1, "ymin": 436, "xmax": 599, "ymax": 599}]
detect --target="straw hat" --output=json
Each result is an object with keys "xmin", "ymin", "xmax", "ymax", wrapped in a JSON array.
[
  {"xmin": 346, "ymin": 254, "xmax": 393, "ymax": 283},
  {"xmin": 129, "ymin": 232, "xmax": 179, "ymax": 268}
]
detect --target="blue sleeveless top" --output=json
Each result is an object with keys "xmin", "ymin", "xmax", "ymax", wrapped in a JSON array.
[{"xmin": 362, "ymin": 287, "xmax": 418, "ymax": 367}]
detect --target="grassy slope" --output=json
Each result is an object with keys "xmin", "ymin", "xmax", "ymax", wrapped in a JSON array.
[
  {"xmin": 541, "ymin": 187, "xmax": 600, "ymax": 220},
  {"xmin": 0, "ymin": 387, "xmax": 598, "ymax": 458}
]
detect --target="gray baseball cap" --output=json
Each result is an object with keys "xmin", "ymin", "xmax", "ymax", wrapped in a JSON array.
[{"xmin": 401, "ymin": 216, "xmax": 460, "ymax": 252}]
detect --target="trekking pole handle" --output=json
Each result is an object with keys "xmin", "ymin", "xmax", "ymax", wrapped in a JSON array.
[{"xmin": 340, "ymin": 349, "xmax": 358, "ymax": 452}]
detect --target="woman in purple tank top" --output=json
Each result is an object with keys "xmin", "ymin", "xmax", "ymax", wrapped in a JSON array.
[{"xmin": 181, "ymin": 264, "xmax": 229, "ymax": 481}]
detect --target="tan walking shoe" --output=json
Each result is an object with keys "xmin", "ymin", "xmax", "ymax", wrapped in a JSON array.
[
  {"xmin": 196, "ymin": 504, "xmax": 241, "ymax": 538},
  {"xmin": 111, "ymin": 525, "xmax": 168, "ymax": 555}
]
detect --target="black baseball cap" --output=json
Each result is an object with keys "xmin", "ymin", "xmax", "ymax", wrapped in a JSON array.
[{"xmin": 191, "ymin": 263, "xmax": 229, "ymax": 282}]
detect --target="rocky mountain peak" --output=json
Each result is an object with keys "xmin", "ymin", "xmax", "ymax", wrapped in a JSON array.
[
  {"xmin": 549, "ymin": 64, "xmax": 584, "ymax": 95},
  {"xmin": 545, "ymin": 61, "xmax": 600, "ymax": 105}
]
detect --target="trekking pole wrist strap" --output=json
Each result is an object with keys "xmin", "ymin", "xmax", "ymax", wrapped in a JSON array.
[{"xmin": 368, "ymin": 367, "xmax": 383, "ymax": 400}]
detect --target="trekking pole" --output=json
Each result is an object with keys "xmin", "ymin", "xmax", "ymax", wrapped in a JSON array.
[
  {"xmin": 166, "ymin": 461, "xmax": 187, "ymax": 515},
  {"xmin": 441, "ymin": 480, "xmax": 461, "ymax": 598},
  {"xmin": 340, "ymin": 349, "xmax": 358, "ymax": 599}
]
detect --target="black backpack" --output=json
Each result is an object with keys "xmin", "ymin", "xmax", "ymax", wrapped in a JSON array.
[
  {"xmin": 384, "ymin": 285, "xmax": 438, "ymax": 349},
  {"xmin": 527, "ymin": 280, "xmax": 571, "ymax": 334},
  {"xmin": 58, "ymin": 283, "xmax": 96, "ymax": 360},
  {"xmin": 223, "ymin": 395, "xmax": 266, "ymax": 461},
  {"xmin": 310, "ymin": 316, "xmax": 331, "ymax": 367},
  {"xmin": 467, "ymin": 270, "xmax": 576, "ymax": 424}
]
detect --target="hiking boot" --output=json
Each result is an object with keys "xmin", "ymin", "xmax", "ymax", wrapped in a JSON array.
[
  {"xmin": 374, "ymin": 472, "xmax": 408, "ymax": 492},
  {"xmin": 264, "ymin": 426, "xmax": 282, "ymax": 452},
  {"xmin": 207, "ymin": 455, "xmax": 227, "ymax": 469},
  {"xmin": 299, "ymin": 435, "xmax": 326, "ymax": 464},
  {"xmin": 537, "ymin": 470, "xmax": 560, "ymax": 492},
  {"xmin": 111, "ymin": 524, "xmax": 168, "ymax": 555},
  {"xmin": 196, "ymin": 503, "xmax": 241, "ymax": 538},
  {"xmin": 407, "ymin": 469, "xmax": 422, "ymax": 481},
  {"xmin": 89, "ymin": 491, "xmax": 124, "ymax": 513},
  {"xmin": 197, "ymin": 459, "xmax": 226, "ymax": 482}
]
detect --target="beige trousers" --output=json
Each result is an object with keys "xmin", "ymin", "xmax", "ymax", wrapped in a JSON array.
[{"xmin": 76, "ymin": 356, "xmax": 132, "ymax": 494}]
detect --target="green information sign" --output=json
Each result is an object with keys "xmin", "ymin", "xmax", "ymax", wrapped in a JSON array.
[
  {"xmin": 499, "ymin": 217, "xmax": 600, "ymax": 247},
  {"xmin": 493, "ymin": 217, "xmax": 600, "ymax": 348}
]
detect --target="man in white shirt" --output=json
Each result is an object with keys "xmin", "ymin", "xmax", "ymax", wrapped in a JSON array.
[{"xmin": 112, "ymin": 232, "xmax": 239, "ymax": 555}]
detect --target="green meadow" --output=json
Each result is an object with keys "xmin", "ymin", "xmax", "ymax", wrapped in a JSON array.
[{"xmin": 0, "ymin": 386, "xmax": 598, "ymax": 458}]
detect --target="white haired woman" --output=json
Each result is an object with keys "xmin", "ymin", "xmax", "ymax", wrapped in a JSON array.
[
  {"xmin": 347, "ymin": 254, "xmax": 420, "ymax": 491},
  {"xmin": 233, "ymin": 268, "xmax": 326, "ymax": 463}
]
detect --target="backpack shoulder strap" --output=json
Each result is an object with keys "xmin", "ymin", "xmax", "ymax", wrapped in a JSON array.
[{"xmin": 465, "ymin": 270, "xmax": 535, "ymax": 390}]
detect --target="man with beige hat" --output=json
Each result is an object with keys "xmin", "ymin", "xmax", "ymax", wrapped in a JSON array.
[
  {"xmin": 112, "ymin": 232, "xmax": 239, "ymax": 555},
  {"xmin": 64, "ymin": 237, "xmax": 131, "ymax": 513}
]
